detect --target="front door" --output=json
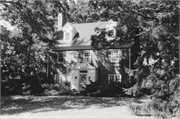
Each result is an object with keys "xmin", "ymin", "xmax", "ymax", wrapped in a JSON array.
[{"xmin": 79, "ymin": 71, "xmax": 87, "ymax": 91}]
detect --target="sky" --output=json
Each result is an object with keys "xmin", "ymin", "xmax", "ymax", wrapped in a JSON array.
[{"xmin": 0, "ymin": 19, "xmax": 15, "ymax": 31}]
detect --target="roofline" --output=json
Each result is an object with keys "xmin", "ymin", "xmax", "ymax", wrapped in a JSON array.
[{"xmin": 52, "ymin": 42, "xmax": 133, "ymax": 51}]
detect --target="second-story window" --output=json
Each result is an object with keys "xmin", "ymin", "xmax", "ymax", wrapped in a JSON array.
[
  {"xmin": 84, "ymin": 51, "xmax": 91, "ymax": 62},
  {"xmin": 78, "ymin": 51, "xmax": 91, "ymax": 63},
  {"xmin": 108, "ymin": 49, "xmax": 120, "ymax": 63}
]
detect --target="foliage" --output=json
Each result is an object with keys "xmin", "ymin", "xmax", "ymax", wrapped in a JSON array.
[
  {"xmin": 0, "ymin": 0, "xmax": 69, "ymax": 95},
  {"xmin": 80, "ymin": 80, "xmax": 124, "ymax": 97},
  {"xmin": 42, "ymin": 83, "xmax": 77, "ymax": 96},
  {"xmin": 89, "ymin": 0, "xmax": 179, "ymax": 118}
]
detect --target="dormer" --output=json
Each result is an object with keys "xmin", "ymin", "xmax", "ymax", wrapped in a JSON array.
[
  {"xmin": 105, "ymin": 20, "xmax": 118, "ymax": 41},
  {"xmin": 62, "ymin": 22, "xmax": 78, "ymax": 42}
]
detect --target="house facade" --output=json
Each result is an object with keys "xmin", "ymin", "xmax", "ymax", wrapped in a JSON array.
[{"xmin": 53, "ymin": 13, "xmax": 132, "ymax": 91}]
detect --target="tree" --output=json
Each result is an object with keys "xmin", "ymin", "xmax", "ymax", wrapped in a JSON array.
[
  {"xmin": 89, "ymin": 0, "xmax": 179, "ymax": 118},
  {"xmin": 1, "ymin": 0, "xmax": 69, "ymax": 94}
]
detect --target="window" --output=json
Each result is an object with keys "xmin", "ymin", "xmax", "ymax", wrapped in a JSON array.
[
  {"xmin": 84, "ymin": 51, "xmax": 91, "ymax": 62},
  {"xmin": 79, "ymin": 51, "xmax": 91, "ymax": 63},
  {"xmin": 106, "ymin": 28, "xmax": 116, "ymax": 41},
  {"xmin": 57, "ymin": 52, "xmax": 65, "ymax": 63},
  {"xmin": 64, "ymin": 32, "xmax": 71, "ymax": 41},
  {"xmin": 54, "ymin": 74, "xmax": 65, "ymax": 84},
  {"xmin": 108, "ymin": 50, "xmax": 120, "ymax": 62},
  {"xmin": 108, "ymin": 74, "xmax": 122, "ymax": 83},
  {"xmin": 107, "ymin": 30, "xmax": 115, "ymax": 37}
]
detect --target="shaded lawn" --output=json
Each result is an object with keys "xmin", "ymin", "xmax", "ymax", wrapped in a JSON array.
[{"xmin": 1, "ymin": 95, "xmax": 135, "ymax": 115}]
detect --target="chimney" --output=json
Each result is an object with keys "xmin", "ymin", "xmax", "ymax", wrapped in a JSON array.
[{"xmin": 57, "ymin": 13, "xmax": 67, "ymax": 31}]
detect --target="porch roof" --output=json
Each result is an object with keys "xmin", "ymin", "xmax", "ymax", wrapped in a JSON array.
[{"xmin": 53, "ymin": 42, "xmax": 133, "ymax": 51}]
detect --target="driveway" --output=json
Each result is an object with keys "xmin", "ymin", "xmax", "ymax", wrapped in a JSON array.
[{"xmin": 0, "ymin": 95, "xmax": 178, "ymax": 119}]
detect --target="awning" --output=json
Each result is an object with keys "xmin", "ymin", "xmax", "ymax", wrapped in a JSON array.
[{"xmin": 53, "ymin": 42, "xmax": 133, "ymax": 51}]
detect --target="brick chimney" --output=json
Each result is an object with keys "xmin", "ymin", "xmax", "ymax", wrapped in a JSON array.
[{"xmin": 57, "ymin": 13, "xmax": 67, "ymax": 31}]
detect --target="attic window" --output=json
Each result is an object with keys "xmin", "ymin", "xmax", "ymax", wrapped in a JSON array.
[{"xmin": 64, "ymin": 32, "xmax": 71, "ymax": 41}]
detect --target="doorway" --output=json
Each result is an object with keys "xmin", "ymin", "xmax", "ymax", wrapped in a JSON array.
[{"xmin": 79, "ymin": 70, "xmax": 87, "ymax": 91}]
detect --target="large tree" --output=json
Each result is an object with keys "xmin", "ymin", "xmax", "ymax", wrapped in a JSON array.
[
  {"xmin": 89, "ymin": 0, "xmax": 179, "ymax": 118},
  {"xmin": 1, "ymin": 0, "xmax": 69, "ymax": 94}
]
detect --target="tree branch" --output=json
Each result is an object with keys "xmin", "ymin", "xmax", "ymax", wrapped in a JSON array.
[{"xmin": 118, "ymin": 4, "xmax": 158, "ymax": 21}]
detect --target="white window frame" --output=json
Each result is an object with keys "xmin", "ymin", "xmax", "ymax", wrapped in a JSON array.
[
  {"xmin": 108, "ymin": 74, "xmax": 122, "ymax": 83},
  {"xmin": 63, "ymin": 32, "xmax": 71, "ymax": 42},
  {"xmin": 84, "ymin": 51, "xmax": 91, "ymax": 63},
  {"xmin": 108, "ymin": 49, "xmax": 120, "ymax": 63}
]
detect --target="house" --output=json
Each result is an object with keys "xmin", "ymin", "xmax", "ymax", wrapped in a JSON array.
[{"xmin": 53, "ymin": 13, "xmax": 132, "ymax": 91}]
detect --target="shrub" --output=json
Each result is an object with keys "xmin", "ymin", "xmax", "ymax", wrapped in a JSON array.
[
  {"xmin": 80, "ymin": 81, "xmax": 124, "ymax": 97},
  {"xmin": 42, "ymin": 82, "xmax": 75, "ymax": 96},
  {"xmin": 53, "ymin": 84, "xmax": 61, "ymax": 91}
]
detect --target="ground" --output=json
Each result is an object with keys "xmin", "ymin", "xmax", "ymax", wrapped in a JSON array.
[{"xmin": 0, "ymin": 96, "xmax": 179, "ymax": 119}]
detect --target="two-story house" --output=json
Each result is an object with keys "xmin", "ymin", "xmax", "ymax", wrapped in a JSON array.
[{"xmin": 53, "ymin": 13, "xmax": 132, "ymax": 91}]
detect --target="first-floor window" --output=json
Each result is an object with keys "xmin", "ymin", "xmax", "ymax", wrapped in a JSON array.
[
  {"xmin": 108, "ymin": 74, "xmax": 122, "ymax": 83},
  {"xmin": 54, "ymin": 74, "xmax": 64, "ymax": 84}
]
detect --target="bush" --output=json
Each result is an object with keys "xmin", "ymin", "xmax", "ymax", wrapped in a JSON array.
[
  {"xmin": 80, "ymin": 81, "xmax": 124, "ymax": 97},
  {"xmin": 150, "ymin": 98, "xmax": 180, "ymax": 119},
  {"xmin": 53, "ymin": 84, "xmax": 61, "ymax": 91},
  {"xmin": 42, "ymin": 82, "xmax": 75, "ymax": 96}
]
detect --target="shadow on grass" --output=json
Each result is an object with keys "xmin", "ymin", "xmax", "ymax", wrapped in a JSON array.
[{"xmin": 1, "ymin": 95, "xmax": 130, "ymax": 115}]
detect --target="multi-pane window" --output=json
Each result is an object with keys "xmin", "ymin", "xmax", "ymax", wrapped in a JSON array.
[
  {"xmin": 57, "ymin": 52, "xmax": 65, "ymax": 63},
  {"xmin": 78, "ymin": 51, "xmax": 91, "ymax": 63},
  {"xmin": 108, "ymin": 74, "xmax": 122, "ymax": 83},
  {"xmin": 108, "ymin": 50, "xmax": 121, "ymax": 62},
  {"xmin": 84, "ymin": 51, "xmax": 91, "ymax": 62},
  {"xmin": 64, "ymin": 32, "xmax": 71, "ymax": 41}
]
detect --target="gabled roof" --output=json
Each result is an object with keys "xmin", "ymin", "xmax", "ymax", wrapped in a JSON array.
[
  {"xmin": 54, "ymin": 21, "xmax": 108, "ymax": 45},
  {"xmin": 71, "ymin": 21, "xmax": 108, "ymax": 45},
  {"xmin": 53, "ymin": 20, "xmax": 133, "ymax": 51}
]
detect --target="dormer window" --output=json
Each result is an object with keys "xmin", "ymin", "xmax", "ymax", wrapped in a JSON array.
[
  {"xmin": 105, "ymin": 20, "xmax": 118, "ymax": 41},
  {"xmin": 106, "ymin": 28, "xmax": 116, "ymax": 41},
  {"xmin": 64, "ymin": 32, "xmax": 71, "ymax": 41},
  {"xmin": 94, "ymin": 27, "xmax": 102, "ymax": 36},
  {"xmin": 107, "ymin": 29, "xmax": 115, "ymax": 37}
]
